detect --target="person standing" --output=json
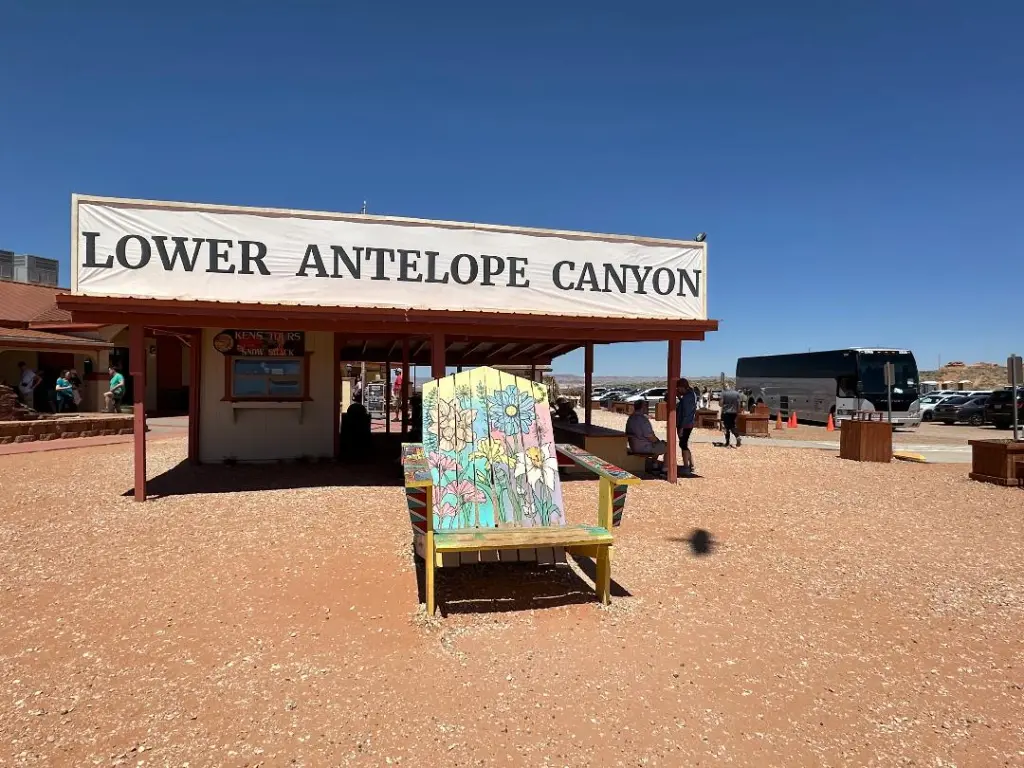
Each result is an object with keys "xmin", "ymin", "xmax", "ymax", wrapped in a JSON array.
[
  {"xmin": 720, "ymin": 386, "xmax": 742, "ymax": 447},
  {"xmin": 16, "ymin": 362, "xmax": 41, "ymax": 408},
  {"xmin": 675, "ymin": 377, "xmax": 698, "ymax": 476},
  {"xmin": 392, "ymin": 368, "xmax": 404, "ymax": 421},
  {"xmin": 104, "ymin": 365, "xmax": 126, "ymax": 413},
  {"xmin": 67, "ymin": 369, "xmax": 83, "ymax": 411},
  {"xmin": 55, "ymin": 370, "xmax": 75, "ymax": 413}
]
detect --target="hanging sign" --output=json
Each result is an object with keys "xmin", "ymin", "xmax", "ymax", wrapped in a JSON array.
[
  {"xmin": 72, "ymin": 196, "xmax": 708, "ymax": 321},
  {"xmin": 212, "ymin": 329, "xmax": 305, "ymax": 357}
]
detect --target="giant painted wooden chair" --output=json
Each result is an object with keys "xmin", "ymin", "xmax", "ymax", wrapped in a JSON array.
[{"xmin": 401, "ymin": 366, "xmax": 640, "ymax": 615}]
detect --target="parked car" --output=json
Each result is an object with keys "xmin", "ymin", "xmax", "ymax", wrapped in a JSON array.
[
  {"xmin": 597, "ymin": 390, "xmax": 630, "ymax": 404},
  {"xmin": 710, "ymin": 389, "xmax": 722, "ymax": 402},
  {"xmin": 985, "ymin": 387, "xmax": 1024, "ymax": 430},
  {"xmin": 931, "ymin": 395, "xmax": 973, "ymax": 424},
  {"xmin": 940, "ymin": 395, "xmax": 990, "ymax": 426},
  {"xmin": 918, "ymin": 393, "xmax": 961, "ymax": 421},
  {"xmin": 624, "ymin": 387, "xmax": 668, "ymax": 403}
]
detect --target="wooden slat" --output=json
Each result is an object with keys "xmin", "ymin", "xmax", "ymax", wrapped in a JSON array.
[
  {"xmin": 434, "ymin": 524, "xmax": 612, "ymax": 552},
  {"xmin": 554, "ymin": 443, "xmax": 642, "ymax": 485}
]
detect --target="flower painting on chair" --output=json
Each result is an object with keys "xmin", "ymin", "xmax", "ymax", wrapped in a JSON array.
[{"xmin": 423, "ymin": 367, "xmax": 565, "ymax": 530}]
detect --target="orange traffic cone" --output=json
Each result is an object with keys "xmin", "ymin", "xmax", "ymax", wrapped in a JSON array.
[
  {"xmin": 826, "ymin": 413, "xmax": 835, "ymax": 432},
  {"xmin": 775, "ymin": 412, "xmax": 784, "ymax": 430},
  {"xmin": 788, "ymin": 411, "xmax": 798, "ymax": 428}
]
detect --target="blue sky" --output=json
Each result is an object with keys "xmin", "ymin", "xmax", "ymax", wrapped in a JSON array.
[{"xmin": 1, "ymin": 2, "xmax": 1021, "ymax": 376}]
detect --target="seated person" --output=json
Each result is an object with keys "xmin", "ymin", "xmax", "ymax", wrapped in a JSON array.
[
  {"xmin": 625, "ymin": 400, "xmax": 668, "ymax": 471},
  {"xmin": 552, "ymin": 398, "xmax": 579, "ymax": 424}
]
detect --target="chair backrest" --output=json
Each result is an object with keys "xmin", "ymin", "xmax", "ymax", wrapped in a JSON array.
[{"xmin": 422, "ymin": 366, "xmax": 565, "ymax": 531}]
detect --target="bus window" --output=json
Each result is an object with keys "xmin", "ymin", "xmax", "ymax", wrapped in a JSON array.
[{"xmin": 837, "ymin": 377, "xmax": 857, "ymax": 398}]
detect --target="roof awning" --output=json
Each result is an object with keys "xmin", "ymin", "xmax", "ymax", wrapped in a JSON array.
[{"xmin": 0, "ymin": 327, "xmax": 113, "ymax": 352}]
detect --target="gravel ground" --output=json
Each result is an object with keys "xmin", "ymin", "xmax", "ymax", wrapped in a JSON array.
[{"xmin": 1, "ymin": 438, "xmax": 1023, "ymax": 766}]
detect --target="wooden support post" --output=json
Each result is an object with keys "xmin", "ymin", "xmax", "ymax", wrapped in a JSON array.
[
  {"xmin": 666, "ymin": 338, "xmax": 681, "ymax": 483},
  {"xmin": 424, "ymin": 484, "xmax": 436, "ymax": 614},
  {"xmin": 401, "ymin": 339, "xmax": 410, "ymax": 435},
  {"xmin": 187, "ymin": 330, "xmax": 202, "ymax": 465},
  {"xmin": 385, "ymin": 357, "xmax": 392, "ymax": 433},
  {"xmin": 333, "ymin": 333, "xmax": 342, "ymax": 460},
  {"xmin": 584, "ymin": 343, "xmax": 594, "ymax": 426},
  {"xmin": 596, "ymin": 546, "xmax": 611, "ymax": 605},
  {"xmin": 597, "ymin": 477, "xmax": 614, "ymax": 531},
  {"xmin": 431, "ymin": 332, "xmax": 446, "ymax": 380},
  {"xmin": 129, "ymin": 325, "xmax": 147, "ymax": 502},
  {"xmin": 425, "ymin": 529, "xmax": 436, "ymax": 615}
]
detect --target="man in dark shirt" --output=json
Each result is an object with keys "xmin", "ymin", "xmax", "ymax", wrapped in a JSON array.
[
  {"xmin": 720, "ymin": 387, "xmax": 742, "ymax": 447},
  {"xmin": 675, "ymin": 378, "xmax": 698, "ymax": 475}
]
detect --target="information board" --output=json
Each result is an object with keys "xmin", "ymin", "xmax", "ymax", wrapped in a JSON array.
[{"xmin": 365, "ymin": 382, "xmax": 387, "ymax": 418}]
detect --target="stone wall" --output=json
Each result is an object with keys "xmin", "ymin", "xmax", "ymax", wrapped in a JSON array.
[
  {"xmin": 0, "ymin": 384, "xmax": 45, "ymax": 421},
  {"xmin": 0, "ymin": 415, "xmax": 137, "ymax": 445}
]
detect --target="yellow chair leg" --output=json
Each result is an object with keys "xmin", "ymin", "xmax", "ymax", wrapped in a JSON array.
[
  {"xmin": 596, "ymin": 545, "xmax": 611, "ymax": 605},
  {"xmin": 425, "ymin": 530, "xmax": 436, "ymax": 615}
]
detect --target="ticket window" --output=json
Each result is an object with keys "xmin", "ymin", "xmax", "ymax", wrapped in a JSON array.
[{"xmin": 228, "ymin": 357, "xmax": 307, "ymax": 400}]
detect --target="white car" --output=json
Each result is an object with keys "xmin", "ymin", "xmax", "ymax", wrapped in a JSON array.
[{"xmin": 624, "ymin": 387, "xmax": 669, "ymax": 403}]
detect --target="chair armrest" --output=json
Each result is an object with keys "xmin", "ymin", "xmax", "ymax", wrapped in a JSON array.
[
  {"xmin": 555, "ymin": 443, "xmax": 640, "ymax": 485},
  {"xmin": 401, "ymin": 443, "xmax": 432, "ymax": 488}
]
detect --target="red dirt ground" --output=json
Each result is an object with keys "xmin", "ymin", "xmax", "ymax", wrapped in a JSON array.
[{"xmin": 1, "ymin": 438, "xmax": 1022, "ymax": 766}]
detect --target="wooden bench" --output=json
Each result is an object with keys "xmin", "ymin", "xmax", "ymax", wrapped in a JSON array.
[
  {"xmin": 402, "ymin": 367, "xmax": 640, "ymax": 615},
  {"xmin": 553, "ymin": 421, "xmax": 649, "ymax": 476}
]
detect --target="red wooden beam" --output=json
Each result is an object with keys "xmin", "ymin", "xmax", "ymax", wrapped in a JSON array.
[
  {"xmin": 64, "ymin": 310, "xmax": 710, "ymax": 344},
  {"xmin": 57, "ymin": 294, "xmax": 720, "ymax": 334},
  {"xmin": 401, "ymin": 338, "xmax": 410, "ymax": 435},
  {"xmin": 584, "ymin": 343, "xmax": 594, "ymax": 426},
  {"xmin": 333, "ymin": 333, "xmax": 342, "ymax": 460},
  {"xmin": 129, "ymin": 324, "xmax": 147, "ymax": 501},
  {"xmin": 431, "ymin": 332, "xmax": 446, "ymax": 379},
  {"xmin": 385, "ymin": 356, "xmax": 392, "ymax": 434},
  {"xmin": 188, "ymin": 329, "xmax": 202, "ymax": 465},
  {"xmin": 666, "ymin": 339, "xmax": 681, "ymax": 483}
]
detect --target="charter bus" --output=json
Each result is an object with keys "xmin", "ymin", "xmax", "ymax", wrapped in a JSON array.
[{"xmin": 735, "ymin": 348, "xmax": 922, "ymax": 428}]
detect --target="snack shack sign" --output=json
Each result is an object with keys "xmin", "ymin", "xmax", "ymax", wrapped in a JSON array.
[{"xmin": 73, "ymin": 196, "xmax": 707, "ymax": 320}]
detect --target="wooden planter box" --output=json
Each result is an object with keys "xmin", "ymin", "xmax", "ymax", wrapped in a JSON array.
[
  {"xmin": 969, "ymin": 439, "xmax": 1024, "ymax": 487},
  {"xmin": 839, "ymin": 419, "xmax": 892, "ymax": 462},
  {"xmin": 654, "ymin": 401, "xmax": 667, "ymax": 422},
  {"xmin": 736, "ymin": 413, "xmax": 769, "ymax": 437},
  {"xmin": 696, "ymin": 409, "xmax": 721, "ymax": 430}
]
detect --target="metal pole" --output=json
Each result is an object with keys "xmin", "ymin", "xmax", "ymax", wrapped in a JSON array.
[
  {"xmin": 887, "ymin": 382, "xmax": 892, "ymax": 425},
  {"xmin": 1012, "ymin": 355, "xmax": 1020, "ymax": 442}
]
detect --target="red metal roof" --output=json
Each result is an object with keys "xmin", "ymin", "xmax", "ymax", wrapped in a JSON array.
[
  {"xmin": 0, "ymin": 279, "xmax": 73, "ymax": 326},
  {"xmin": 0, "ymin": 327, "xmax": 111, "ymax": 348}
]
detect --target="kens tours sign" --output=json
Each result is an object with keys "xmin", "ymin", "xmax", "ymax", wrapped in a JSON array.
[{"xmin": 73, "ymin": 197, "xmax": 707, "ymax": 320}]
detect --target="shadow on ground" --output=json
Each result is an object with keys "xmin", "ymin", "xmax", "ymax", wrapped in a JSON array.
[
  {"xmin": 131, "ymin": 457, "xmax": 403, "ymax": 498},
  {"xmin": 412, "ymin": 552, "xmax": 632, "ymax": 616}
]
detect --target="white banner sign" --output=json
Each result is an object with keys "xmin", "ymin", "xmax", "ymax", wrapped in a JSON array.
[{"xmin": 74, "ymin": 198, "xmax": 707, "ymax": 320}]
